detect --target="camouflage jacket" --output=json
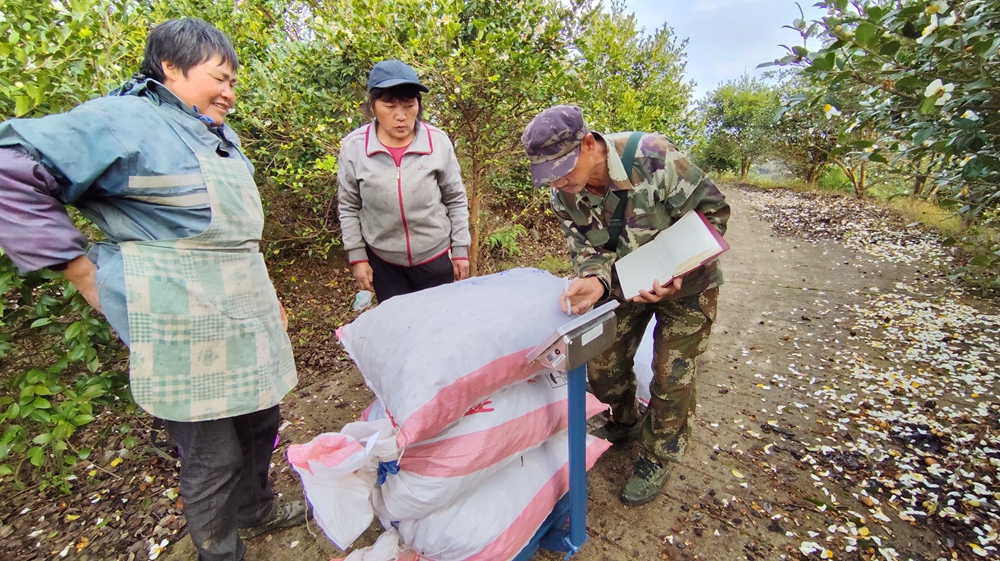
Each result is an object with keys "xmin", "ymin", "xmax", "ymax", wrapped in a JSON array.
[{"xmin": 551, "ymin": 132, "xmax": 730, "ymax": 302}]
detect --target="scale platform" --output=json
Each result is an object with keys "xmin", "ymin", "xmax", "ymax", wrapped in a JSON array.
[{"xmin": 514, "ymin": 301, "xmax": 618, "ymax": 560}]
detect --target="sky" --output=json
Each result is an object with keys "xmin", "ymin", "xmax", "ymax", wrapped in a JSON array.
[{"xmin": 624, "ymin": 0, "xmax": 827, "ymax": 101}]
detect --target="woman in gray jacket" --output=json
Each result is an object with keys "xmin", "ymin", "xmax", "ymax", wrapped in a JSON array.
[{"xmin": 337, "ymin": 60, "xmax": 471, "ymax": 302}]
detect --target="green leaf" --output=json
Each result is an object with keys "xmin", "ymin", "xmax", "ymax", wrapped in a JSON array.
[
  {"xmin": 0, "ymin": 464, "xmax": 11, "ymax": 476},
  {"xmin": 72, "ymin": 414, "xmax": 95, "ymax": 426},
  {"xmin": 919, "ymin": 95, "xmax": 938, "ymax": 115},
  {"xmin": 32, "ymin": 433, "xmax": 52, "ymax": 445},
  {"xmin": 30, "ymin": 409, "xmax": 51, "ymax": 423},
  {"xmin": 969, "ymin": 255, "xmax": 995, "ymax": 267},
  {"xmin": 879, "ymin": 40, "xmax": 900, "ymax": 57},
  {"xmin": 912, "ymin": 126, "xmax": 935, "ymax": 146},
  {"xmin": 30, "ymin": 317, "xmax": 52, "ymax": 328},
  {"xmin": 855, "ymin": 22, "xmax": 877, "ymax": 47},
  {"xmin": 14, "ymin": 95, "xmax": 32, "ymax": 117},
  {"xmin": 27, "ymin": 446, "xmax": 45, "ymax": 467},
  {"xmin": 30, "ymin": 397, "xmax": 51, "ymax": 409},
  {"xmin": 64, "ymin": 322, "xmax": 82, "ymax": 340},
  {"xmin": 77, "ymin": 447, "xmax": 91, "ymax": 460}
]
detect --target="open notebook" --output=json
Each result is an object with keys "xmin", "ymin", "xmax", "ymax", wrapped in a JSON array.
[{"xmin": 614, "ymin": 211, "xmax": 729, "ymax": 300}]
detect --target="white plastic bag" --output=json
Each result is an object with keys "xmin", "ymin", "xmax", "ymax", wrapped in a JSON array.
[
  {"xmin": 286, "ymin": 419, "xmax": 399, "ymax": 549},
  {"xmin": 633, "ymin": 319, "xmax": 655, "ymax": 405},
  {"xmin": 338, "ymin": 268, "xmax": 569, "ymax": 448},
  {"xmin": 334, "ymin": 528, "xmax": 416, "ymax": 561},
  {"xmin": 395, "ymin": 430, "xmax": 611, "ymax": 561}
]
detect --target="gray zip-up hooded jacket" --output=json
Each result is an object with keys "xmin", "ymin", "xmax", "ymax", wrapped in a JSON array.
[{"xmin": 337, "ymin": 121, "xmax": 470, "ymax": 267}]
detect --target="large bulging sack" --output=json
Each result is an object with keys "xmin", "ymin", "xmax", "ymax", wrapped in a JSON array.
[
  {"xmin": 338, "ymin": 268, "xmax": 570, "ymax": 448},
  {"xmin": 368, "ymin": 372, "xmax": 607, "ymax": 520},
  {"xmin": 394, "ymin": 430, "xmax": 611, "ymax": 561}
]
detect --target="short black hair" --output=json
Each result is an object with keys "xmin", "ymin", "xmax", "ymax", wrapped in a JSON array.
[
  {"xmin": 363, "ymin": 85, "xmax": 424, "ymax": 121},
  {"xmin": 139, "ymin": 18, "xmax": 238, "ymax": 83}
]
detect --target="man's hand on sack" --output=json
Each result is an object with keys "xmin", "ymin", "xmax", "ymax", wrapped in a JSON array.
[
  {"xmin": 632, "ymin": 277, "xmax": 683, "ymax": 304},
  {"xmin": 561, "ymin": 277, "xmax": 605, "ymax": 315},
  {"xmin": 351, "ymin": 261, "xmax": 374, "ymax": 292},
  {"xmin": 63, "ymin": 255, "xmax": 102, "ymax": 313}
]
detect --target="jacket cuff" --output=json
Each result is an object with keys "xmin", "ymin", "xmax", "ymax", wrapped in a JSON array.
[
  {"xmin": 347, "ymin": 247, "xmax": 369, "ymax": 264},
  {"xmin": 451, "ymin": 246, "xmax": 468, "ymax": 259}
]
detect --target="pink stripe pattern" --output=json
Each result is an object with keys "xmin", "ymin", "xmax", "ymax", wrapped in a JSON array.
[
  {"xmin": 463, "ymin": 438, "xmax": 611, "ymax": 561},
  {"xmin": 286, "ymin": 434, "xmax": 364, "ymax": 475},
  {"xmin": 395, "ymin": 349, "xmax": 547, "ymax": 448},
  {"xmin": 399, "ymin": 394, "xmax": 605, "ymax": 477}
]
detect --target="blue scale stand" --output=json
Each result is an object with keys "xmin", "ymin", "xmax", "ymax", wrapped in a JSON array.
[{"xmin": 514, "ymin": 302, "xmax": 619, "ymax": 560}]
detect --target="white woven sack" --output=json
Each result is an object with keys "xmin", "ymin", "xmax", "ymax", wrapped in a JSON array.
[
  {"xmin": 394, "ymin": 430, "xmax": 611, "ymax": 561},
  {"xmin": 369, "ymin": 372, "xmax": 607, "ymax": 520},
  {"xmin": 338, "ymin": 268, "xmax": 569, "ymax": 448}
]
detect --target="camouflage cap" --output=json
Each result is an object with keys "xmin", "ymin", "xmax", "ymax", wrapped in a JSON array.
[{"xmin": 521, "ymin": 105, "xmax": 589, "ymax": 187}]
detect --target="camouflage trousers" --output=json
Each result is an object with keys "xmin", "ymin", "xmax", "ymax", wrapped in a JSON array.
[{"xmin": 588, "ymin": 287, "xmax": 718, "ymax": 462}]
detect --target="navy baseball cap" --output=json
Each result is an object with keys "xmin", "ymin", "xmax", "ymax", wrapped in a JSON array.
[
  {"xmin": 521, "ymin": 105, "xmax": 589, "ymax": 187},
  {"xmin": 367, "ymin": 59, "xmax": 429, "ymax": 93}
]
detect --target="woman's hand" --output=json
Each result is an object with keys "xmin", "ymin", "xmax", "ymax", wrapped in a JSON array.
[
  {"xmin": 560, "ymin": 277, "xmax": 605, "ymax": 315},
  {"xmin": 350, "ymin": 261, "xmax": 374, "ymax": 292},
  {"xmin": 63, "ymin": 255, "xmax": 102, "ymax": 313},
  {"xmin": 453, "ymin": 259, "xmax": 469, "ymax": 281},
  {"xmin": 278, "ymin": 300, "xmax": 289, "ymax": 330},
  {"xmin": 631, "ymin": 277, "xmax": 683, "ymax": 304}
]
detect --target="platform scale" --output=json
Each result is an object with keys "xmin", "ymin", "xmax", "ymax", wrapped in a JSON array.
[{"xmin": 513, "ymin": 301, "xmax": 620, "ymax": 560}]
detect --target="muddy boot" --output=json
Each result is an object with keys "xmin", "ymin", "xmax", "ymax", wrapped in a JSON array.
[
  {"xmin": 238, "ymin": 501, "xmax": 308, "ymax": 540},
  {"xmin": 591, "ymin": 418, "xmax": 642, "ymax": 443},
  {"xmin": 620, "ymin": 456, "xmax": 669, "ymax": 506}
]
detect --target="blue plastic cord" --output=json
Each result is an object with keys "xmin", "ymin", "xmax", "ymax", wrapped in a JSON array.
[{"xmin": 376, "ymin": 460, "xmax": 400, "ymax": 486}]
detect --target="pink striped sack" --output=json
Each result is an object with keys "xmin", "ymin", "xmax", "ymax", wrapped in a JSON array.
[
  {"xmin": 367, "ymin": 372, "xmax": 607, "ymax": 520},
  {"xmin": 337, "ymin": 268, "xmax": 570, "ymax": 448},
  {"xmin": 286, "ymin": 419, "xmax": 398, "ymax": 549},
  {"xmin": 395, "ymin": 431, "xmax": 611, "ymax": 561}
]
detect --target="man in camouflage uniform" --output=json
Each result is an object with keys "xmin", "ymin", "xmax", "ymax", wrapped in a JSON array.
[{"xmin": 521, "ymin": 105, "xmax": 729, "ymax": 506}]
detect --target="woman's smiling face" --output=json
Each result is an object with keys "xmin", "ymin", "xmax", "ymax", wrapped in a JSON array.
[{"xmin": 161, "ymin": 54, "xmax": 236, "ymax": 125}]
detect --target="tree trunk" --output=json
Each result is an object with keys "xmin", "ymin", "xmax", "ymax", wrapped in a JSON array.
[
  {"xmin": 468, "ymin": 157, "xmax": 483, "ymax": 277},
  {"xmin": 740, "ymin": 157, "xmax": 751, "ymax": 180},
  {"xmin": 805, "ymin": 166, "xmax": 819, "ymax": 184},
  {"xmin": 857, "ymin": 161, "xmax": 867, "ymax": 197}
]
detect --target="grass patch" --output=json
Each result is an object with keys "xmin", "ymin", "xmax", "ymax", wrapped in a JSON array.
[
  {"xmin": 534, "ymin": 254, "xmax": 573, "ymax": 275},
  {"xmin": 884, "ymin": 197, "xmax": 965, "ymax": 238}
]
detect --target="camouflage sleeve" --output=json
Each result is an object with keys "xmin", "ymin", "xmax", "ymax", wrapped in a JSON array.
[
  {"xmin": 550, "ymin": 190, "xmax": 614, "ymax": 290},
  {"xmin": 645, "ymin": 136, "xmax": 730, "ymax": 236}
]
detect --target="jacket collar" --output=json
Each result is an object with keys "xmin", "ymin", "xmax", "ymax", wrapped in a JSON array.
[
  {"xmin": 595, "ymin": 131, "xmax": 635, "ymax": 192},
  {"xmin": 365, "ymin": 120, "xmax": 434, "ymax": 158},
  {"xmin": 110, "ymin": 74, "xmax": 241, "ymax": 147}
]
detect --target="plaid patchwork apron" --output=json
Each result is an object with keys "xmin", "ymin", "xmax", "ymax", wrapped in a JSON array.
[{"xmin": 121, "ymin": 111, "xmax": 296, "ymax": 422}]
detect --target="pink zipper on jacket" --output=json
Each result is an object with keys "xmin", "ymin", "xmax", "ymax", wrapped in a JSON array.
[{"xmin": 395, "ymin": 166, "xmax": 414, "ymax": 266}]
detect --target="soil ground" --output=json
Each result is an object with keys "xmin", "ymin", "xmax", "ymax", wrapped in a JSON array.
[{"xmin": 5, "ymin": 184, "xmax": 998, "ymax": 561}]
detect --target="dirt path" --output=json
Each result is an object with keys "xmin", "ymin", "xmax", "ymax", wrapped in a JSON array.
[{"xmin": 160, "ymin": 185, "xmax": 999, "ymax": 561}]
